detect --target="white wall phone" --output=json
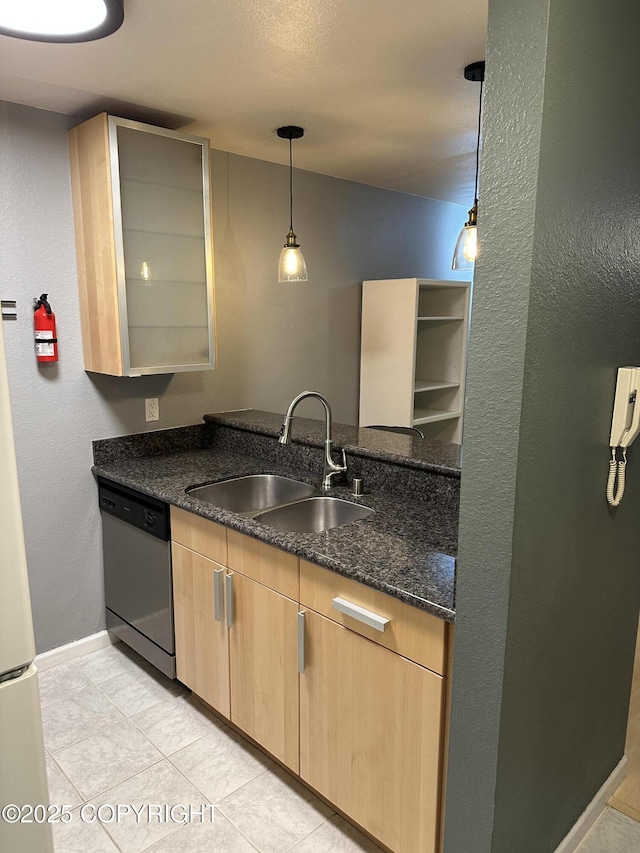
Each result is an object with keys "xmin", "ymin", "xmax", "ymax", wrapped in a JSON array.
[{"xmin": 607, "ymin": 367, "xmax": 640, "ymax": 507}]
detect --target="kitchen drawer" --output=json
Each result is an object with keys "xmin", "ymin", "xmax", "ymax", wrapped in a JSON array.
[
  {"xmin": 299, "ymin": 559, "xmax": 448, "ymax": 675},
  {"xmin": 170, "ymin": 507, "xmax": 227, "ymax": 564},
  {"xmin": 227, "ymin": 529, "xmax": 298, "ymax": 600}
]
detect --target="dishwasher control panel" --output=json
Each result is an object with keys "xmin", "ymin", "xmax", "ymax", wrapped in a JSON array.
[{"xmin": 98, "ymin": 479, "xmax": 170, "ymax": 541}]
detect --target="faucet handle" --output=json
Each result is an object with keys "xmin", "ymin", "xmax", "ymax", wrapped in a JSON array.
[{"xmin": 340, "ymin": 448, "xmax": 347, "ymax": 470}]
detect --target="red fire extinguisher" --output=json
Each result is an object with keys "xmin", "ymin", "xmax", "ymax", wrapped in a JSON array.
[{"xmin": 33, "ymin": 294, "xmax": 58, "ymax": 363}]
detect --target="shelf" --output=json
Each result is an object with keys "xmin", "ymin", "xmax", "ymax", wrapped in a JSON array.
[
  {"xmin": 126, "ymin": 278, "xmax": 207, "ymax": 287},
  {"xmin": 121, "ymin": 177, "xmax": 203, "ymax": 193},
  {"xmin": 412, "ymin": 409, "xmax": 462, "ymax": 426},
  {"xmin": 416, "ymin": 278, "xmax": 471, "ymax": 290},
  {"xmin": 414, "ymin": 380, "xmax": 460, "ymax": 393},
  {"xmin": 123, "ymin": 227, "xmax": 205, "ymax": 240},
  {"xmin": 418, "ymin": 280, "xmax": 471, "ymax": 289},
  {"xmin": 128, "ymin": 324, "xmax": 208, "ymax": 330},
  {"xmin": 417, "ymin": 316, "xmax": 465, "ymax": 322}
]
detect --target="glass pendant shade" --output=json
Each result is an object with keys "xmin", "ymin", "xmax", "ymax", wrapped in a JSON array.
[
  {"xmin": 452, "ymin": 224, "xmax": 478, "ymax": 270},
  {"xmin": 0, "ymin": 0, "xmax": 123, "ymax": 41},
  {"xmin": 278, "ymin": 230, "xmax": 308, "ymax": 282},
  {"xmin": 452, "ymin": 198, "xmax": 478, "ymax": 270}
]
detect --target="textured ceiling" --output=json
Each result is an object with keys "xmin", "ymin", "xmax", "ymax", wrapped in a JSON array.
[{"xmin": 0, "ymin": 0, "xmax": 487, "ymax": 205}]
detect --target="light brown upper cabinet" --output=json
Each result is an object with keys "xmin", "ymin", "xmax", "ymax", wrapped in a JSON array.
[{"xmin": 69, "ymin": 114, "xmax": 216, "ymax": 376}]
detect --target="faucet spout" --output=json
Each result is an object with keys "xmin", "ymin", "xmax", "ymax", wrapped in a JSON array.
[{"xmin": 278, "ymin": 391, "xmax": 347, "ymax": 490}]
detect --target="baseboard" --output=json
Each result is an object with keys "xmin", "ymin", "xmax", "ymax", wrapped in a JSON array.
[
  {"xmin": 554, "ymin": 756, "xmax": 628, "ymax": 853},
  {"xmin": 35, "ymin": 630, "xmax": 118, "ymax": 671}
]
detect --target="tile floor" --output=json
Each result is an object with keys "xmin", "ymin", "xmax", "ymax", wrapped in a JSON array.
[
  {"xmin": 40, "ymin": 642, "xmax": 384, "ymax": 853},
  {"xmin": 40, "ymin": 641, "xmax": 640, "ymax": 853},
  {"xmin": 577, "ymin": 807, "xmax": 640, "ymax": 853}
]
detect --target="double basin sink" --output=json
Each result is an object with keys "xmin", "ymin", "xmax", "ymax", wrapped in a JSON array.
[{"xmin": 186, "ymin": 474, "xmax": 374, "ymax": 533}]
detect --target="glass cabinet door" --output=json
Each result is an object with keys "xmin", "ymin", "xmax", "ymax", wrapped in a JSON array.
[{"xmin": 110, "ymin": 119, "xmax": 214, "ymax": 374}]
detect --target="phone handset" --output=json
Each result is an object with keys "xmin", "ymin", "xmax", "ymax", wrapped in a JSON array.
[{"xmin": 607, "ymin": 367, "xmax": 640, "ymax": 507}]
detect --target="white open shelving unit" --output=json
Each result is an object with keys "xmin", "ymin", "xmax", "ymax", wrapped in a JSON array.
[{"xmin": 359, "ymin": 278, "xmax": 471, "ymax": 444}]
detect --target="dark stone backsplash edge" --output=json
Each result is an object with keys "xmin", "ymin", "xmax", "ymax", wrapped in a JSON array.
[
  {"xmin": 93, "ymin": 419, "xmax": 460, "ymax": 511},
  {"xmin": 93, "ymin": 423, "xmax": 212, "ymax": 465},
  {"xmin": 94, "ymin": 409, "xmax": 461, "ymax": 488},
  {"xmin": 204, "ymin": 410, "xmax": 462, "ymax": 478}
]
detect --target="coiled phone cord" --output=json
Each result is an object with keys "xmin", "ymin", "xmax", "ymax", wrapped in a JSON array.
[{"xmin": 607, "ymin": 448, "xmax": 627, "ymax": 507}]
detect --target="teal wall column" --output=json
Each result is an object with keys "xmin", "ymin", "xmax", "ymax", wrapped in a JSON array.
[{"xmin": 445, "ymin": 0, "xmax": 640, "ymax": 850}]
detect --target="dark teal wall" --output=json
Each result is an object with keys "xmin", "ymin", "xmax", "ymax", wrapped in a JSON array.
[{"xmin": 445, "ymin": 0, "xmax": 640, "ymax": 850}]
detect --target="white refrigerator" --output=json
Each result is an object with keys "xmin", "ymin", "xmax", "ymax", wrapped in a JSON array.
[{"xmin": 0, "ymin": 318, "xmax": 54, "ymax": 852}]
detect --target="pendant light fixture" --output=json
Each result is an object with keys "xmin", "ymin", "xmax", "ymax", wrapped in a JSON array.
[
  {"xmin": 277, "ymin": 125, "xmax": 308, "ymax": 283},
  {"xmin": 452, "ymin": 60, "xmax": 485, "ymax": 271},
  {"xmin": 0, "ymin": 0, "xmax": 124, "ymax": 43}
]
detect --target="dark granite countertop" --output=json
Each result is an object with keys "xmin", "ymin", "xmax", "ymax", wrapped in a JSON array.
[
  {"xmin": 93, "ymin": 418, "xmax": 458, "ymax": 622},
  {"xmin": 204, "ymin": 409, "xmax": 462, "ymax": 477}
]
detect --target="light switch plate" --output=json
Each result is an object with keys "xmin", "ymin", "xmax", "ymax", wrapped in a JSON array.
[{"xmin": 145, "ymin": 398, "xmax": 159, "ymax": 422}]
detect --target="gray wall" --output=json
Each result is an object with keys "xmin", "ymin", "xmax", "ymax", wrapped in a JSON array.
[
  {"xmin": 0, "ymin": 100, "xmax": 466, "ymax": 653},
  {"xmin": 444, "ymin": 1, "xmax": 640, "ymax": 851}
]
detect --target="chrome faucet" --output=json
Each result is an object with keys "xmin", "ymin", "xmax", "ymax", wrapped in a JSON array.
[{"xmin": 279, "ymin": 391, "xmax": 347, "ymax": 490}]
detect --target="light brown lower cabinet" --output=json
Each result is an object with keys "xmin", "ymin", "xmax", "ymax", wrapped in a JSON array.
[
  {"xmin": 170, "ymin": 510, "xmax": 448, "ymax": 852},
  {"xmin": 171, "ymin": 542, "xmax": 230, "ymax": 718},
  {"xmin": 227, "ymin": 572, "xmax": 300, "ymax": 772},
  {"xmin": 299, "ymin": 608, "xmax": 444, "ymax": 853}
]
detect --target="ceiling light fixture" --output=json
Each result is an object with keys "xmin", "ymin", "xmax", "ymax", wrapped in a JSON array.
[
  {"xmin": 277, "ymin": 125, "xmax": 308, "ymax": 283},
  {"xmin": 0, "ymin": 0, "xmax": 124, "ymax": 43},
  {"xmin": 452, "ymin": 60, "xmax": 485, "ymax": 271}
]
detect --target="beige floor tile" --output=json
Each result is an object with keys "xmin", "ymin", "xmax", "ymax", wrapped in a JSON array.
[
  {"xmin": 170, "ymin": 720, "xmax": 271, "ymax": 804},
  {"xmin": 291, "ymin": 814, "xmax": 384, "ymax": 852},
  {"xmin": 98, "ymin": 666, "xmax": 186, "ymax": 717},
  {"xmin": 38, "ymin": 663, "xmax": 92, "ymax": 707},
  {"xmin": 88, "ymin": 759, "xmax": 209, "ymax": 853},
  {"xmin": 146, "ymin": 813, "xmax": 258, "ymax": 852},
  {"xmin": 131, "ymin": 694, "xmax": 218, "ymax": 756},
  {"xmin": 578, "ymin": 806, "xmax": 640, "ymax": 852},
  {"xmin": 53, "ymin": 719, "xmax": 162, "ymax": 800},
  {"xmin": 74, "ymin": 643, "xmax": 140, "ymax": 684},
  {"xmin": 219, "ymin": 764, "xmax": 334, "ymax": 853},
  {"xmin": 52, "ymin": 807, "xmax": 119, "ymax": 853},
  {"xmin": 42, "ymin": 684, "xmax": 124, "ymax": 752},
  {"xmin": 45, "ymin": 753, "xmax": 83, "ymax": 810}
]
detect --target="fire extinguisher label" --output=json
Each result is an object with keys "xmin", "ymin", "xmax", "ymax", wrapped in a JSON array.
[{"xmin": 35, "ymin": 330, "xmax": 55, "ymax": 356}]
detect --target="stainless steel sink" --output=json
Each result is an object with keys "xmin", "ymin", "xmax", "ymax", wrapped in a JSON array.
[
  {"xmin": 187, "ymin": 474, "xmax": 315, "ymax": 513},
  {"xmin": 254, "ymin": 496, "xmax": 374, "ymax": 533}
]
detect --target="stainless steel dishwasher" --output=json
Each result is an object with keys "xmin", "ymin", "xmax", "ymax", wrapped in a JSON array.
[{"xmin": 99, "ymin": 478, "xmax": 176, "ymax": 678}]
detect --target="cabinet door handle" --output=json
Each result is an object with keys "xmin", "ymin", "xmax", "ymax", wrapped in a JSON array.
[
  {"xmin": 298, "ymin": 610, "xmax": 306, "ymax": 674},
  {"xmin": 331, "ymin": 597, "xmax": 390, "ymax": 632},
  {"xmin": 225, "ymin": 573, "xmax": 234, "ymax": 628},
  {"xmin": 213, "ymin": 569, "xmax": 224, "ymax": 622}
]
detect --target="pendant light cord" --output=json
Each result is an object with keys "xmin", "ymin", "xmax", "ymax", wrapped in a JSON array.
[
  {"xmin": 289, "ymin": 137, "xmax": 294, "ymax": 231},
  {"xmin": 473, "ymin": 76, "xmax": 483, "ymax": 204}
]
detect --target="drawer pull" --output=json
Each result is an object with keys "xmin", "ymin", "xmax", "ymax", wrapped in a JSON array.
[
  {"xmin": 298, "ymin": 611, "xmax": 306, "ymax": 673},
  {"xmin": 213, "ymin": 569, "xmax": 224, "ymax": 622},
  {"xmin": 225, "ymin": 573, "xmax": 234, "ymax": 628},
  {"xmin": 332, "ymin": 597, "xmax": 390, "ymax": 632}
]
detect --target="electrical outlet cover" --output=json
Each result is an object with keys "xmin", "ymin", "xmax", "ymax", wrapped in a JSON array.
[{"xmin": 145, "ymin": 398, "xmax": 159, "ymax": 422}]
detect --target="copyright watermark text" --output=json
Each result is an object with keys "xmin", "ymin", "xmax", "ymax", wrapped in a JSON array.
[{"xmin": 1, "ymin": 803, "xmax": 216, "ymax": 825}]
